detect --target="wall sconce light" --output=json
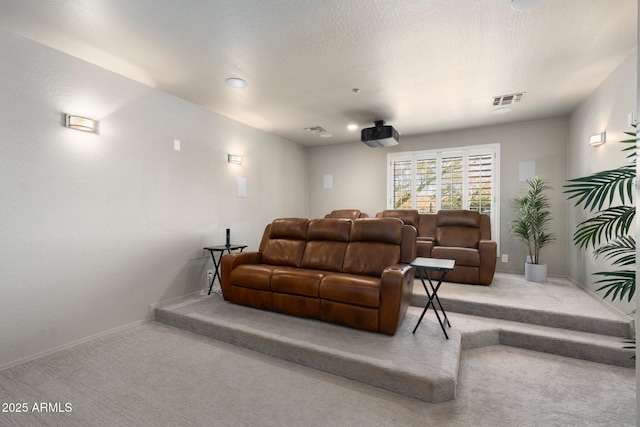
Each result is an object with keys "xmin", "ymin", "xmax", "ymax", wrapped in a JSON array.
[
  {"xmin": 65, "ymin": 114, "xmax": 98, "ymax": 133},
  {"xmin": 227, "ymin": 154, "xmax": 243, "ymax": 165},
  {"xmin": 589, "ymin": 132, "xmax": 606, "ymax": 147}
]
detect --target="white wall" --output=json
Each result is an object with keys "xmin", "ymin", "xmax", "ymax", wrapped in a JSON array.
[
  {"xmin": 308, "ymin": 118, "xmax": 569, "ymax": 277},
  {"xmin": 568, "ymin": 48, "xmax": 637, "ymax": 315},
  {"xmin": 0, "ymin": 29, "xmax": 308, "ymax": 369}
]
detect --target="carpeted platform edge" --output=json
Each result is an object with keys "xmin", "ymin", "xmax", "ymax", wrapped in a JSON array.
[
  {"xmin": 154, "ymin": 306, "xmax": 459, "ymax": 403},
  {"xmin": 411, "ymin": 294, "xmax": 631, "ymax": 337}
]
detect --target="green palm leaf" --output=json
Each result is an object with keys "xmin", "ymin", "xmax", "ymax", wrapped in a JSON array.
[
  {"xmin": 564, "ymin": 165, "xmax": 635, "ymax": 211},
  {"xmin": 593, "ymin": 236, "xmax": 636, "ymax": 266},
  {"xmin": 572, "ymin": 206, "xmax": 635, "ymax": 249},
  {"xmin": 620, "ymin": 123, "xmax": 637, "ymax": 159},
  {"xmin": 594, "ymin": 270, "xmax": 636, "ymax": 302}
]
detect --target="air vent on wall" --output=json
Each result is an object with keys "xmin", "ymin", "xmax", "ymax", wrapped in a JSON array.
[
  {"xmin": 492, "ymin": 92, "xmax": 524, "ymax": 106},
  {"xmin": 304, "ymin": 126, "xmax": 328, "ymax": 134}
]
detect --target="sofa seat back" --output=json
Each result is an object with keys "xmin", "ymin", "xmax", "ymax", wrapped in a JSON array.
[
  {"xmin": 300, "ymin": 218, "xmax": 351, "ymax": 272},
  {"xmin": 343, "ymin": 218, "xmax": 404, "ymax": 277},
  {"xmin": 262, "ymin": 218, "xmax": 309, "ymax": 267},
  {"xmin": 324, "ymin": 209, "xmax": 367, "ymax": 220},
  {"xmin": 435, "ymin": 210, "xmax": 481, "ymax": 248},
  {"xmin": 377, "ymin": 209, "xmax": 419, "ymax": 227}
]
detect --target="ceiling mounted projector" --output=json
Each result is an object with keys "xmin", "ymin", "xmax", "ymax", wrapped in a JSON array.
[{"xmin": 361, "ymin": 120, "xmax": 399, "ymax": 147}]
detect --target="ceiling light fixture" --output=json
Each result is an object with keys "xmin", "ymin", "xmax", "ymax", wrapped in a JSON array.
[
  {"xmin": 64, "ymin": 114, "xmax": 98, "ymax": 133},
  {"xmin": 225, "ymin": 77, "xmax": 247, "ymax": 88},
  {"xmin": 589, "ymin": 132, "xmax": 606, "ymax": 147},
  {"xmin": 347, "ymin": 124, "xmax": 358, "ymax": 131}
]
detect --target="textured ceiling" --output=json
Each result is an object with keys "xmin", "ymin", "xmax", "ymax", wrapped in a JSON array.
[{"xmin": 0, "ymin": 0, "xmax": 636, "ymax": 146}]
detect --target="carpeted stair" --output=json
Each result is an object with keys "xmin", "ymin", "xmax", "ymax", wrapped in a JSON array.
[{"xmin": 154, "ymin": 273, "xmax": 634, "ymax": 403}]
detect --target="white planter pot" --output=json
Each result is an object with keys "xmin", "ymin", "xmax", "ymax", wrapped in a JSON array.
[{"xmin": 525, "ymin": 263, "xmax": 547, "ymax": 283}]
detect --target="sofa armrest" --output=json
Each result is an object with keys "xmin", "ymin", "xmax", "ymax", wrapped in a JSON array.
[
  {"xmin": 220, "ymin": 252, "xmax": 262, "ymax": 301},
  {"xmin": 378, "ymin": 263, "xmax": 415, "ymax": 335},
  {"xmin": 417, "ymin": 239, "xmax": 433, "ymax": 258},
  {"xmin": 478, "ymin": 240, "xmax": 497, "ymax": 285}
]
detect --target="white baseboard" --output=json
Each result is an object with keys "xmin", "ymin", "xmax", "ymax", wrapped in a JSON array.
[
  {"xmin": 148, "ymin": 290, "xmax": 206, "ymax": 320},
  {"xmin": 0, "ymin": 319, "xmax": 149, "ymax": 372},
  {"xmin": 564, "ymin": 275, "xmax": 634, "ymax": 322},
  {"xmin": 1, "ymin": 291, "xmax": 213, "ymax": 373}
]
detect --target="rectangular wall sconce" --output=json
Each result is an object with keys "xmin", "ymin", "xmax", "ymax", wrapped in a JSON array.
[
  {"xmin": 589, "ymin": 132, "xmax": 606, "ymax": 147},
  {"xmin": 227, "ymin": 154, "xmax": 243, "ymax": 165},
  {"xmin": 65, "ymin": 114, "xmax": 98, "ymax": 134}
]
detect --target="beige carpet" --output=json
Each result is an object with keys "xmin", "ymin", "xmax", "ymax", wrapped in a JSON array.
[
  {"xmin": 155, "ymin": 294, "xmax": 463, "ymax": 403},
  {"xmin": 0, "ymin": 322, "xmax": 635, "ymax": 426}
]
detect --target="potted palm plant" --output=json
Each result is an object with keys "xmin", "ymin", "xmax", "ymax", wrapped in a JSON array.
[{"xmin": 510, "ymin": 176, "xmax": 556, "ymax": 282}]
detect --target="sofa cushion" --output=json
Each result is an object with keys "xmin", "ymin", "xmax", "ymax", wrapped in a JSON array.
[
  {"xmin": 300, "ymin": 218, "xmax": 350, "ymax": 271},
  {"xmin": 320, "ymin": 274, "xmax": 380, "ymax": 308},
  {"xmin": 262, "ymin": 218, "xmax": 309, "ymax": 266},
  {"xmin": 229, "ymin": 264, "xmax": 278, "ymax": 290},
  {"xmin": 435, "ymin": 226, "xmax": 480, "ymax": 248},
  {"xmin": 431, "ymin": 246, "xmax": 480, "ymax": 267},
  {"xmin": 271, "ymin": 267, "xmax": 325, "ymax": 297}
]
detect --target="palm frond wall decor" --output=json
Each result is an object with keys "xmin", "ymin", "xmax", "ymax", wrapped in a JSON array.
[{"xmin": 564, "ymin": 123, "xmax": 636, "ymax": 304}]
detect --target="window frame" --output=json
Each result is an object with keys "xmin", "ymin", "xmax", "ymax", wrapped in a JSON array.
[{"xmin": 387, "ymin": 143, "xmax": 500, "ymax": 253}]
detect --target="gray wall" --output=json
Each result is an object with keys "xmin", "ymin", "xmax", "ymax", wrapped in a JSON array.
[
  {"xmin": 309, "ymin": 48, "xmax": 638, "ymax": 316},
  {"xmin": 309, "ymin": 118, "xmax": 569, "ymax": 277},
  {"xmin": 568, "ymin": 48, "xmax": 637, "ymax": 315},
  {"xmin": 0, "ymin": 29, "xmax": 308, "ymax": 369}
]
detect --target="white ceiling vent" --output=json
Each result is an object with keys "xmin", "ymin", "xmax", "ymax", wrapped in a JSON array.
[
  {"xmin": 492, "ymin": 93, "xmax": 524, "ymax": 106},
  {"xmin": 304, "ymin": 126, "xmax": 328, "ymax": 134}
]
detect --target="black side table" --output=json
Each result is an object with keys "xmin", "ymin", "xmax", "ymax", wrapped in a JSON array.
[
  {"xmin": 411, "ymin": 257, "xmax": 455, "ymax": 338},
  {"xmin": 204, "ymin": 244, "xmax": 247, "ymax": 295}
]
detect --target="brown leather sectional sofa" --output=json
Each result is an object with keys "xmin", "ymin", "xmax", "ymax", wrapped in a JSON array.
[
  {"xmin": 378, "ymin": 209, "xmax": 497, "ymax": 285},
  {"xmin": 220, "ymin": 217, "xmax": 416, "ymax": 335}
]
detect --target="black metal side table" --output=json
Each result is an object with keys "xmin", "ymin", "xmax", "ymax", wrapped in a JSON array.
[
  {"xmin": 411, "ymin": 257, "xmax": 455, "ymax": 338},
  {"xmin": 204, "ymin": 244, "xmax": 247, "ymax": 295}
]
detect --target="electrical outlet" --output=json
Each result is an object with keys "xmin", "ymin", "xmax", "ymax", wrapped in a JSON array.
[{"xmin": 501, "ymin": 254, "xmax": 508, "ymax": 263}]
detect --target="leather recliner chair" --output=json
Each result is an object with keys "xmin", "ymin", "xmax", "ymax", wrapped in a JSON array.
[
  {"xmin": 422, "ymin": 210, "xmax": 496, "ymax": 285},
  {"xmin": 378, "ymin": 209, "xmax": 496, "ymax": 285}
]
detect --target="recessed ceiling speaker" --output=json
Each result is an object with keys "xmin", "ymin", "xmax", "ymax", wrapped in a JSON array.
[{"xmin": 361, "ymin": 120, "xmax": 399, "ymax": 147}]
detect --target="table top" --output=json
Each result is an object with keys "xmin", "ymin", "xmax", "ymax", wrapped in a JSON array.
[
  {"xmin": 410, "ymin": 257, "xmax": 455, "ymax": 271},
  {"xmin": 203, "ymin": 244, "xmax": 247, "ymax": 251}
]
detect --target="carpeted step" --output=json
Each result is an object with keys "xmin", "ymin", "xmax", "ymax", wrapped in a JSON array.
[
  {"xmin": 450, "ymin": 312, "xmax": 635, "ymax": 368},
  {"xmin": 410, "ymin": 275, "xmax": 632, "ymax": 338},
  {"xmin": 155, "ymin": 295, "xmax": 462, "ymax": 403}
]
